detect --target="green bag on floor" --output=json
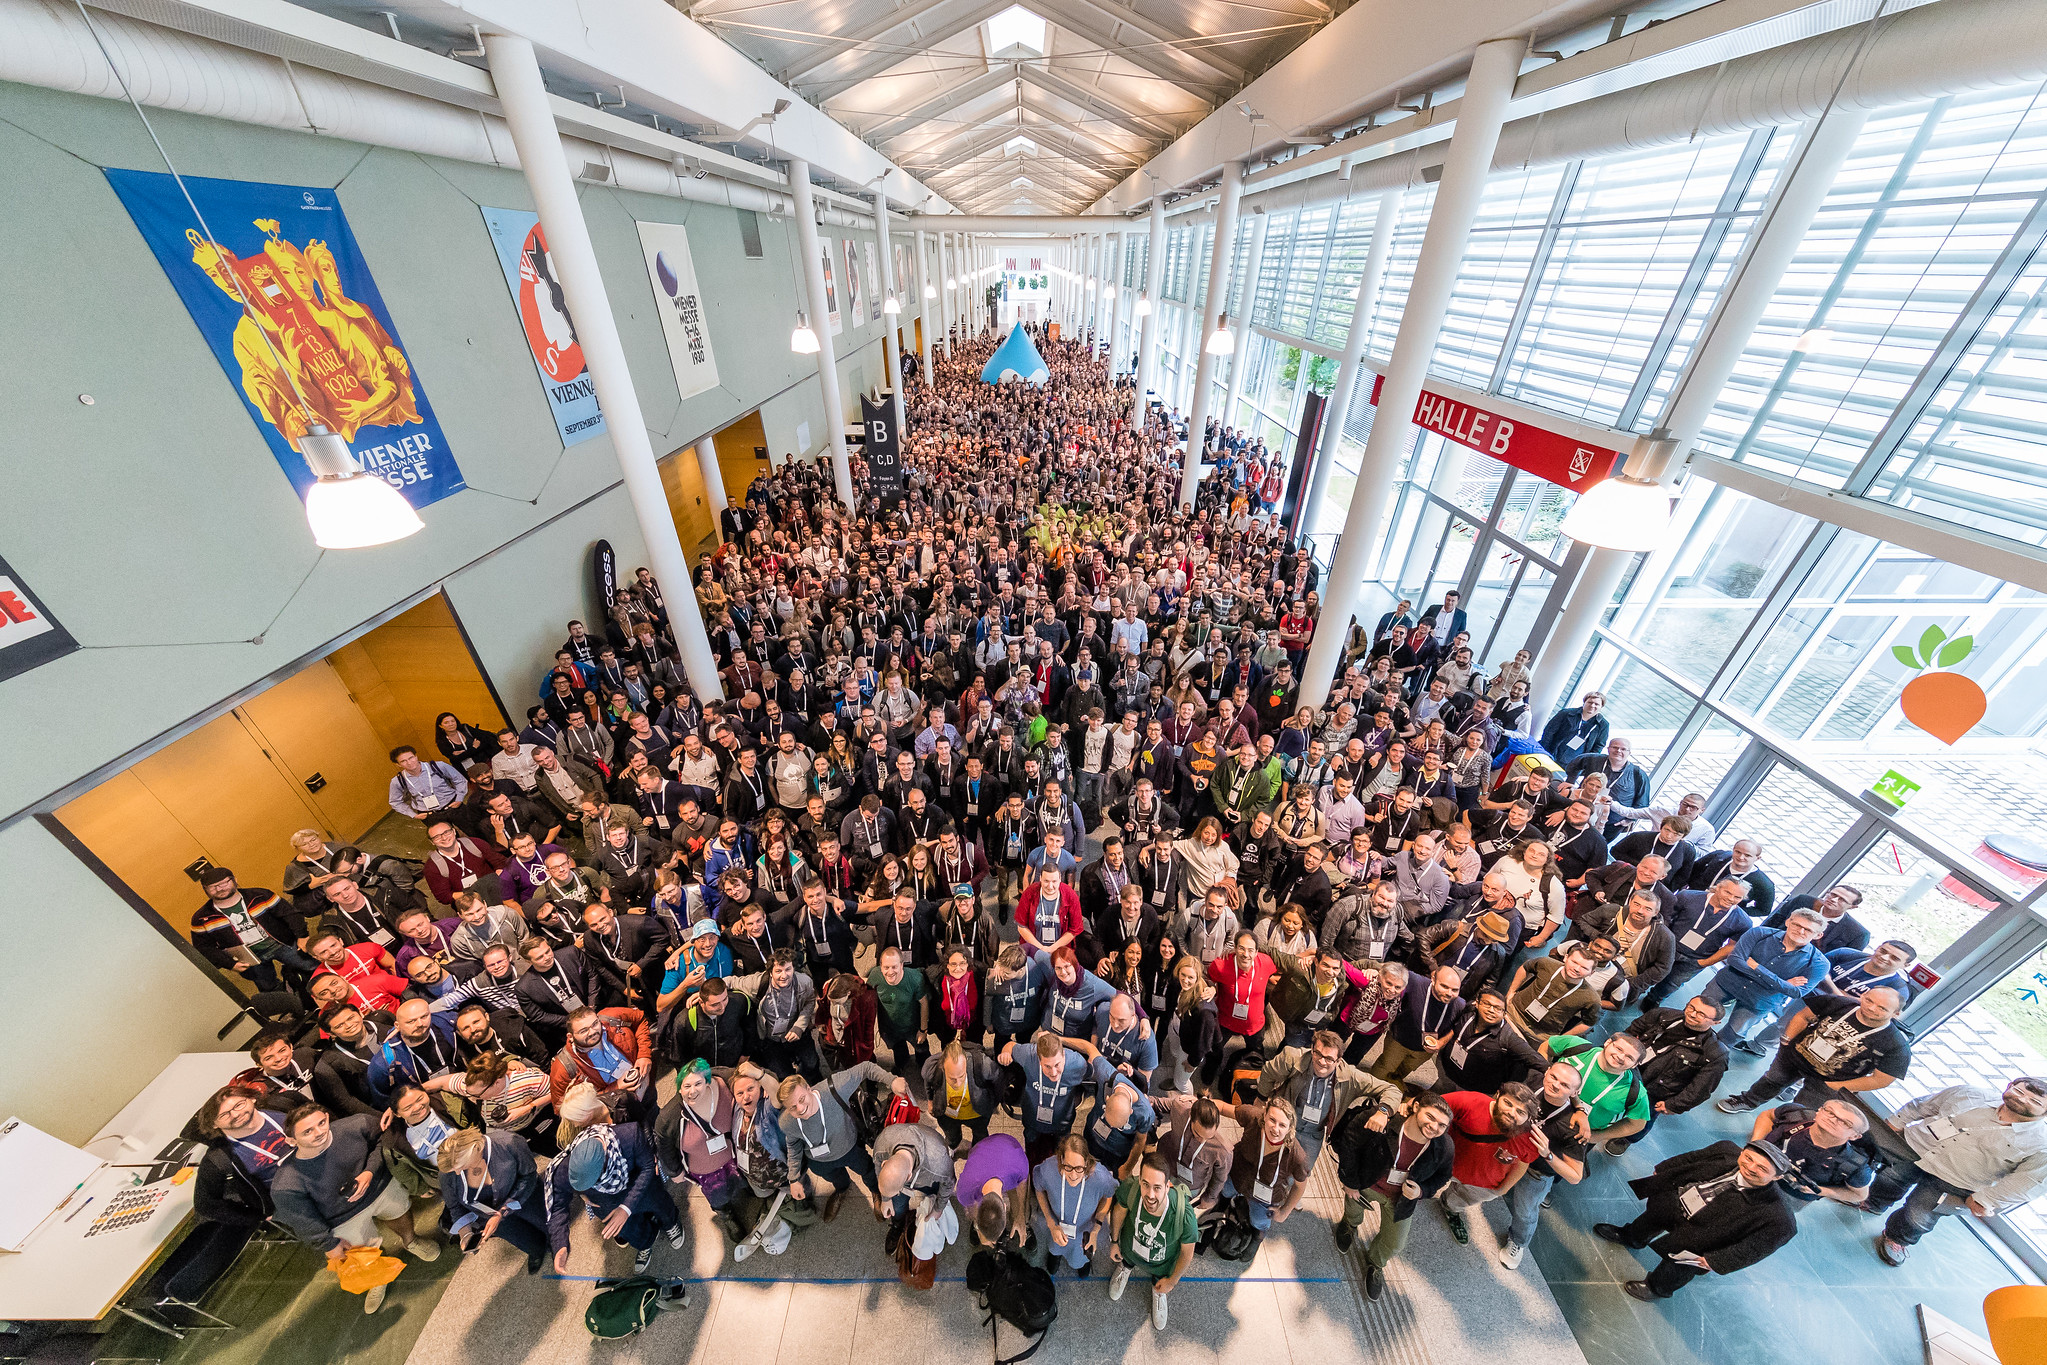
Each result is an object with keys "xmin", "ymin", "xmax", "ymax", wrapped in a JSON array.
[{"xmin": 585, "ymin": 1276, "xmax": 687, "ymax": 1340}]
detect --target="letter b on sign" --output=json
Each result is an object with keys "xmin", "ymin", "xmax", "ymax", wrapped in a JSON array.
[
  {"xmin": 1489, "ymin": 421, "xmax": 1514, "ymax": 456},
  {"xmin": 870, "ymin": 421, "xmax": 889, "ymax": 446}
]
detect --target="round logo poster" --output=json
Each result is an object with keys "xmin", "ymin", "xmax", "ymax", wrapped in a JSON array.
[{"xmin": 516, "ymin": 222, "xmax": 585, "ymax": 382}]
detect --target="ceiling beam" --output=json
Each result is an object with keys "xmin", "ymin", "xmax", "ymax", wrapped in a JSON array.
[
  {"xmin": 856, "ymin": 67, "xmax": 1018, "ymax": 144},
  {"xmin": 1016, "ymin": 65, "xmax": 1178, "ymax": 143},
  {"xmin": 1035, "ymin": 0, "xmax": 1243, "ymax": 89},
  {"xmin": 799, "ymin": 0, "xmax": 1015, "ymax": 102},
  {"xmin": 776, "ymin": 0, "xmax": 980, "ymax": 83},
  {"xmin": 1015, "ymin": 86, "xmax": 1141, "ymax": 162}
]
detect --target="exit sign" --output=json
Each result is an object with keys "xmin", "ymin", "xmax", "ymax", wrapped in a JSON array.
[{"xmin": 1869, "ymin": 769, "xmax": 1922, "ymax": 809}]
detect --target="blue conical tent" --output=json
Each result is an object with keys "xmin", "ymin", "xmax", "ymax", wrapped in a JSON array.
[{"xmin": 981, "ymin": 325, "xmax": 1049, "ymax": 386}]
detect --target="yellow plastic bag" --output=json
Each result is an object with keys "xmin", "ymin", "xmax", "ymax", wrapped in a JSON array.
[{"xmin": 332, "ymin": 1244, "xmax": 406, "ymax": 1295}]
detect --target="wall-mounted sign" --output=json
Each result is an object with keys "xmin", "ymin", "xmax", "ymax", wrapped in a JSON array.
[
  {"xmin": 635, "ymin": 222, "xmax": 721, "ymax": 404},
  {"xmin": 1370, "ymin": 373, "xmax": 1622, "ymax": 490},
  {"xmin": 107, "ymin": 169, "xmax": 464, "ymax": 511},
  {"xmin": 841, "ymin": 239, "xmax": 864, "ymax": 328},
  {"xmin": 0, "ymin": 554, "xmax": 78, "ymax": 683},
  {"xmin": 481, "ymin": 207, "xmax": 605, "ymax": 448}
]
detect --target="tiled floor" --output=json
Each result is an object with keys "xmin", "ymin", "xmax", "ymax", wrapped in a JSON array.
[{"xmin": 1530, "ymin": 1040, "xmax": 2024, "ymax": 1365}]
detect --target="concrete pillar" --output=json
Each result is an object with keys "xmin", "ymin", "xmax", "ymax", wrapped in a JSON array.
[
  {"xmin": 1133, "ymin": 199, "xmax": 1165, "ymax": 425},
  {"xmin": 872, "ymin": 180, "xmax": 905, "ymax": 438},
  {"xmin": 1180, "ymin": 160, "xmax": 1245, "ymax": 507},
  {"xmin": 1527, "ymin": 109, "xmax": 1871, "ymax": 723},
  {"xmin": 786, "ymin": 156, "xmax": 855, "ymax": 508},
  {"xmin": 482, "ymin": 34, "xmax": 723, "ymax": 700},
  {"xmin": 1299, "ymin": 38, "xmax": 1526, "ymax": 709},
  {"xmin": 1303, "ymin": 190, "xmax": 1399, "ymax": 534},
  {"xmin": 695, "ymin": 434, "xmax": 728, "ymax": 534},
  {"xmin": 914, "ymin": 229, "xmax": 933, "ymax": 379},
  {"xmin": 1222, "ymin": 208, "xmax": 1269, "ymax": 432}
]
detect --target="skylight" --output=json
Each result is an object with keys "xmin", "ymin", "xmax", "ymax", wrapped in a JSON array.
[
  {"xmin": 986, "ymin": 6, "xmax": 1047, "ymax": 59},
  {"xmin": 1003, "ymin": 136, "xmax": 1038, "ymax": 157}
]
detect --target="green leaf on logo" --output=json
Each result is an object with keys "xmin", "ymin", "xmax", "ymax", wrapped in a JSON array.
[
  {"xmin": 1891, "ymin": 645, "xmax": 1923, "ymax": 670},
  {"xmin": 1918, "ymin": 624, "xmax": 1947, "ymax": 660},
  {"xmin": 1936, "ymin": 635, "xmax": 1974, "ymax": 668}
]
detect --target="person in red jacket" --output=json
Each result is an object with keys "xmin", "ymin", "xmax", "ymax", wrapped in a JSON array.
[
  {"xmin": 307, "ymin": 930, "xmax": 405, "ymax": 1015},
  {"xmin": 1438, "ymin": 1083, "xmax": 1541, "ymax": 1246},
  {"xmin": 420, "ymin": 820, "xmax": 510, "ymax": 907},
  {"xmin": 1016, "ymin": 865, "xmax": 1084, "ymax": 958},
  {"xmin": 548, "ymin": 1005, "xmax": 655, "ymax": 1121},
  {"xmin": 1203, "ymin": 932, "xmax": 1279, "ymax": 1091}
]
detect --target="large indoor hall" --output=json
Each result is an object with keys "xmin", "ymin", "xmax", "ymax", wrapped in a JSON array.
[{"xmin": 1, "ymin": 2, "xmax": 2044, "ymax": 1364}]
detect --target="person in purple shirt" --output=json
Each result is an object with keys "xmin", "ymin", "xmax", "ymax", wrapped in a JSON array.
[
  {"xmin": 960, "ymin": 1132, "xmax": 1033, "ymax": 1252},
  {"xmin": 391, "ymin": 906, "xmax": 462, "ymax": 980}
]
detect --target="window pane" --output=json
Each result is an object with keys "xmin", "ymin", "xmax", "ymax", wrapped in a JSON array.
[
  {"xmin": 1825, "ymin": 836, "xmax": 1990, "ymax": 963},
  {"xmin": 1654, "ymin": 716, "xmax": 1750, "ymax": 812},
  {"xmin": 1718, "ymin": 762, "xmax": 1862, "ymax": 888}
]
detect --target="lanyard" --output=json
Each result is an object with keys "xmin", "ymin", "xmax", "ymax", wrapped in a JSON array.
[
  {"xmin": 1421, "ymin": 992, "xmax": 1453, "ymax": 1036},
  {"xmin": 455, "ymin": 1137, "xmax": 496, "ymax": 1206},
  {"xmin": 231, "ymin": 1114, "xmax": 287, "ymax": 1163},
  {"xmin": 1689, "ymin": 903, "xmax": 1736, "ymax": 940},
  {"xmin": 1525, "ymin": 970, "xmax": 1575, "ymax": 1017},
  {"xmin": 1056, "ymin": 1174, "xmax": 1086, "ymax": 1228},
  {"xmin": 1572, "ymin": 1055, "xmax": 1628, "ymax": 1109}
]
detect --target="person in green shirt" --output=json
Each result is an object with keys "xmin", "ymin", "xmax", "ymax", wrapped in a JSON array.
[
  {"xmin": 1107, "ymin": 1155, "xmax": 1198, "ymax": 1331},
  {"xmin": 1545, "ymin": 1032, "xmax": 1651, "ymax": 1143},
  {"xmin": 867, "ymin": 946, "xmax": 931, "ymax": 1079}
]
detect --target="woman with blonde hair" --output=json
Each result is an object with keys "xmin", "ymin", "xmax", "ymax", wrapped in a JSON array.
[{"xmin": 1172, "ymin": 817, "xmax": 1240, "ymax": 901}]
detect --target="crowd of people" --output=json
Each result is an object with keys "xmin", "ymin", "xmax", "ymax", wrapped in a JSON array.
[{"xmin": 163, "ymin": 320, "xmax": 2044, "ymax": 1335}]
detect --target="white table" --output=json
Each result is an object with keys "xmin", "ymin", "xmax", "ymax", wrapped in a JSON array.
[{"xmin": 0, "ymin": 1051, "xmax": 247, "ymax": 1330}]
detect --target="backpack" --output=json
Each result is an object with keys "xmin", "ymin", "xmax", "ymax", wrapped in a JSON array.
[
  {"xmin": 584, "ymin": 1276, "xmax": 687, "ymax": 1340},
  {"xmin": 966, "ymin": 1247, "xmax": 1057, "ymax": 1363},
  {"xmin": 1206, "ymin": 1197, "xmax": 1260, "ymax": 1262}
]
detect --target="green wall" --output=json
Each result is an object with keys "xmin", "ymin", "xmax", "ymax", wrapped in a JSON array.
[{"xmin": 0, "ymin": 79, "xmax": 896, "ymax": 1139}]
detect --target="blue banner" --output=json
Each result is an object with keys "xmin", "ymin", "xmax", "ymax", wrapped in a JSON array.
[
  {"xmin": 481, "ymin": 206, "xmax": 605, "ymax": 447},
  {"xmin": 106, "ymin": 169, "xmax": 464, "ymax": 510}
]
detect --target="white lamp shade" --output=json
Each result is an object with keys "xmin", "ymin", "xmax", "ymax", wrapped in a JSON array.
[
  {"xmin": 945, "ymin": 276, "xmax": 957, "ymax": 289},
  {"xmin": 304, "ymin": 472, "xmax": 423, "ymax": 549},
  {"xmin": 791, "ymin": 318, "xmax": 820, "ymax": 354},
  {"xmin": 923, "ymin": 284, "xmax": 936, "ymax": 299},
  {"xmin": 1204, "ymin": 324, "xmax": 1236, "ymax": 356},
  {"xmin": 1134, "ymin": 296, "xmax": 1152, "ymax": 317},
  {"xmin": 1104, "ymin": 286, "xmax": 1115, "ymax": 299},
  {"xmin": 1558, "ymin": 474, "xmax": 1670, "ymax": 551},
  {"xmin": 883, "ymin": 291, "xmax": 901, "ymax": 315}
]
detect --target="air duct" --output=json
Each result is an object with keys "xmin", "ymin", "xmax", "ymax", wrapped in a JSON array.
[{"xmin": 0, "ymin": 0, "xmax": 873, "ymax": 228}]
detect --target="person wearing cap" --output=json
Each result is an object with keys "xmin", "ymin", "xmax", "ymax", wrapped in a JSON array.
[
  {"xmin": 1418, "ymin": 904, "xmax": 1516, "ymax": 1001},
  {"xmin": 655, "ymin": 919, "xmax": 735, "ymax": 1014},
  {"xmin": 1594, "ymin": 1138, "xmax": 1798, "ymax": 1300},
  {"xmin": 543, "ymin": 1118, "xmax": 683, "ymax": 1276}
]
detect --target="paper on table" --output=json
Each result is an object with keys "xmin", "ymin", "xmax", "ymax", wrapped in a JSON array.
[{"xmin": 0, "ymin": 1118, "xmax": 106, "ymax": 1251}]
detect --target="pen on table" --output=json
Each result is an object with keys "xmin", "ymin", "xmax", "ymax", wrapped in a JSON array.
[
  {"xmin": 53, "ymin": 1178, "xmax": 89, "ymax": 1212},
  {"xmin": 65, "ymin": 1196, "xmax": 96, "ymax": 1224}
]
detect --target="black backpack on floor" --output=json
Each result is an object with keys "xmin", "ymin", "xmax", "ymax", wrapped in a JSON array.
[
  {"xmin": 966, "ymin": 1247, "xmax": 1057, "ymax": 1363},
  {"xmin": 1207, "ymin": 1197, "xmax": 1261, "ymax": 1262}
]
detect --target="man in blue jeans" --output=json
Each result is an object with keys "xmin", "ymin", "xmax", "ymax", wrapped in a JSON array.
[
  {"xmin": 1500, "ymin": 1061, "xmax": 1591, "ymax": 1269},
  {"xmin": 1700, "ymin": 909, "xmax": 1827, "ymax": 1055}
]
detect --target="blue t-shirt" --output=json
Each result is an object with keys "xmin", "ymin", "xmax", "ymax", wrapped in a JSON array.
[{"xmin": 1031, "ymin": 1154, "xmax": 1120, "ymax": 1231}]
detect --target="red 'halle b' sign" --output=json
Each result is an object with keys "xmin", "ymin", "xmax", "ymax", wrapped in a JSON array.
[{"xmin": 1370, "ymin": 373, "xmax": 1623, "ymax": 490}]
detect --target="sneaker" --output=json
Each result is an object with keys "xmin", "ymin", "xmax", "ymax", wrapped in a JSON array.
[
  {"xmin": 405, "ymin": 1238, "xmax": 441, "ymax": 1262},
  {"xmin": 1715, "ymin": 1096, "xmax": 1758, "ymax": 1114},
  {"xmin": 666, "ymin": 1224, "xmax": 689, "ymax": 1250},
  {"xmin": 633, "ymin": 1246, "xmax": 655, "ymax": 1274},
  {"xmin": 1499, "ymin": 1242, "xmax": 1525, "ymax": 1270},
  {"xmin": 1877, "ymin": 1235, "xmax": 1910, "ymax": 1267},
  {"xmin": 1363, "ymin": 1262, "xmax": 1385, "ymax": 1301},
  {"xmin": 1443, "ymin": 1210, "xmax": 1469, "ymax": 1245},
  {"xmin": 1592, "ymin": 1223, "xmax": 1628, "ymax": 1245},
  {"xmin": 1601, "ymin": 1139, "xmax": 1631, "ymax": 1156},
  {"xmin": 1333, "ymin": 1220, "xmax": 1356, "ymax": 1252},
  {"xmin": 1151, "ymin": 1290, "xmax": 1168, "ymax": 1331},
  {"xmin": 363, "ymin": 1283, "xmax": 388, "ymax": 1315},
  {"xmin": 1108, "ymin": 1265, "xmax": 1131, "ymax": 1301}
]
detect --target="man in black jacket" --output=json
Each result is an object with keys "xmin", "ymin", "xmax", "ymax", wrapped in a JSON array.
[
  {"xmin": 1606, "ymin": 997, "xmax": 1730, "ymax": 1153},
  {"xmin": 141, "ymin": 1084, "xmax": 295, "ymax": 1323},
  {"xmin": 668, "ymin": 977, "xmax": 754, "ymax": 1068},
  {"xmin": 516, "ymin": 937, "xmax": 604, "ymax": 1049},
  {"xmin": 1595, "ymin": 1139, "xmax": 1800, "ymax": 1300},
  {"xmin": 313, "ymin": 1004, "xmax": 392, "ymax": 1118},
  {"xmin": 1433, "ymin": 989, "xmax": 1547, "ymax": 1095},
  {"xmin": 580, "ymin": 902, "xmax": 674, "ymax": 1011}
]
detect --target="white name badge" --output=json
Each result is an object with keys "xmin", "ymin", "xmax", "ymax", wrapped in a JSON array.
[
  {"xmin": 809, "ymin": 1142, "xmax": 831, "ymax": 1158},
  {"xmin": 1056, "ymin": 1220, "xmax": 1077, "ymax": 1239},
  {"xmin": 704, "ymin": 1134, "xmax": 728, "ymax": 1154},
  {"xmin": 656, "ymin": 815, "xmax": 672, "ymax": 830},
  {"xmin": 1805, "ymin": 1038, "xmax": 1838, "ymax": 1062},
  {"xmin": 1176, "ymin": 1162, "xmax": 1195, "ymax": 1183},
  {"xmin": 460, "ymin": 873, "xmax": 479, "ymax": 889},
  {"xmin": 1252, "ymin": 1180, "xmax": 1274, "ymax": 1204},
  {"xmin": 1094, "ymin": 1117, "xmax": 1113, "ymax": 1139},
  {"xmin": 1232, "ymin": 1000, "xmax": 1251, "ymax": 1021},
  {"xmin": 1387, "ymin": 1167, "xmax": 1407, "ymax": 1185},
  {"xmin": 1924, "ymin": 1115, "xmax": 1961, "ymax": 1143},
  {"xmin": 371, "ymin": 928, "xmax": 397, "ymax": 948},
  {"xmin": 966, "ymin": 803, "xmax": 979, "ymax": 816},
  {"xmin": 1152, "ymin": 888, "xmax": 1167, "ymax": 905},
  {"xmin": 1525, "ymin": 1000, "xmax": 1549, "ymax": 1021},
  {"xmin": 1037, "ymin": 1103, "xmax": 1056, "ymax": 1124},
  {"xmin": 1300, "ymin": 1103, "xmax": 1324, "ymax": 1128},
  {"xmin": 737, "ymin": 1148, "xmax": 752, "ymax": 1172},
  {"xmin": 1679, "ymin": 929, "xmax": 1706, "ymax": 951},
  {"xmin": 1449, "ymin": 1044, "xmax": 1469, "ymax": 1069},
  {"xmin": 1010, "ymin": 1001, "xmax": 1030, "ymax": 1022},
  {"xmin": 1678, "ymin": 1185, "xmax": 1708, "ymax": 1218},
  {"xmin": 869, "ymin": 843, "xmax": 884, "ymax": 858},
  {"xmin": 1368, "ymin": 941, "xmax": 1387, "ymax": 960}
]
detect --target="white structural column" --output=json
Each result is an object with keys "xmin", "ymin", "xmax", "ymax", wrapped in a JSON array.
[
  {"xmin": 1300, "ymin": 38, "xmax": 1524, "ymax": 708},
  {"xmin": 482, "ymin": 34, "xmax": 722, "ymax": 699},
  {"xmin": 872, "ymin": 181, "xmax": 905, "ymax": 437},
  {"xmin": 695, "ymin": 435, "xmax": 728, "ymax": 540},
  {"xmin": 786, "ymin": 156, "xmax": 855, "ymax": 508},
  {"xmin": 1133, "ymin": 199, "xmax": 1165, "ymax": 424},
  {"xmin": 1109, "ymin": 231, "xmax": 1127, "ymax": 369},
  {"xmin": 1222, "ymin": 208, "xmax": 1270, "ymax": 431},
  {"xmin": 914, "ymin": 229, "xmax": 933, "ymax": 378},
  {"xmin": 1179, "ymin": 160, "xmax": 1245, "ymax": 506},
  {"xmin": 939, "ymin": 233, "xmax": 955, "ymax": 355},
  {"xmin": 1527, "ymin": 109, "xmax": 1870, "ymax": 721},
  {"xmin": 1304, "ymin": 189, "xmax": 1399, "ymax": 529}
]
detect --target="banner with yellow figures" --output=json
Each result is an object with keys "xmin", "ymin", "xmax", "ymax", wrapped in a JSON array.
[{"xmin": 106, "ymin": 170, "xmax": 464, "ymax": 510}]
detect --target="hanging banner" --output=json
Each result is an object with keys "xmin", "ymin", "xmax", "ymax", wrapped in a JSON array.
[
  {"xmin": 861, "ymin": 394, "xmax": 903, "ymax": 499},
  {"xmin": 0, "ymin": 553, "xmax": 77, "ymax": 684},
  {"xmin": 841, "ymin": 239, "xmax": 864, "ymax": 328},
  {"xmin": 481, "ymin": 207, "xmax": 605, "ymax": 447},
  {"xmin": 106, "ymin": 170, "xmax": 464, "ymax": 510},
  {"xmin": 821, "ymin": 246, "xmax": 842, "ymax": 335},
  {"xmin": 635, "ymin": 222, "xmax": 721, "ymax": 404},
  {"xmin": 863, "ymin": 240, "xmax": 881, "ymax": 324},
  {"xmin": 1369, "ymin": 373, "xmax": 1622, "ymax": 490},
  {"xmin": 1282, "ymin": 392, "xmax": 1327, "ymax": 543}
]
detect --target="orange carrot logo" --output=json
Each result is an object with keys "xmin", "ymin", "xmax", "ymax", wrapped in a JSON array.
[{"xmin": 1893, "ymin": 626, "xmax": 1988, "ymax": 746}]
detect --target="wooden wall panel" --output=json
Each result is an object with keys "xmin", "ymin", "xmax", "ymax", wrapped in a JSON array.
[
  {"xmin": 54, "ymin": 772, "xmax": 210, "ymax": 937},
  {"xmin": 239, "ymin": 663, "xmax": 392, "ymax": 844}
]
